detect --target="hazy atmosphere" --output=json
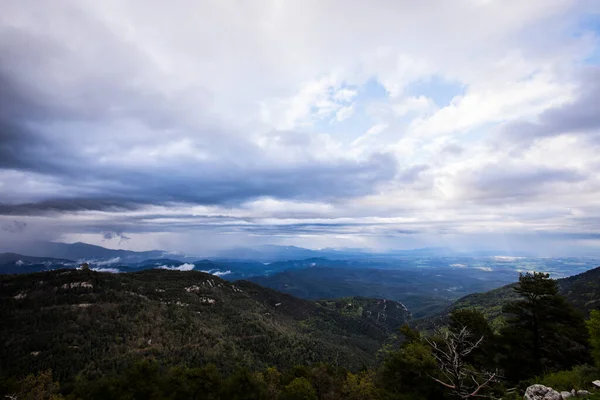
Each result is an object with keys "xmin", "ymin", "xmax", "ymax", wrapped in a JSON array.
[{"xmin": 2, "ymin": 0, "xmax": 600, "ymax": 255}]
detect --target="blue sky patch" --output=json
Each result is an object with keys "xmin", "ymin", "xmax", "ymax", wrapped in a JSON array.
[{"xmin": 406, "ymin": 76, "xmax": 465, "ymax": 107}]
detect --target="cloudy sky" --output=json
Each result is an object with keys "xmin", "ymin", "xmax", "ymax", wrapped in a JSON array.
[{"xmin": 1, "ymin": 0, "xmax": 600, "ymax": 255}]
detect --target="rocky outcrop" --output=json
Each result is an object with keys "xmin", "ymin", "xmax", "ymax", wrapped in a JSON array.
[
  {"xmin": 524, "ymin": 385, "xmax": 592, "ymax": 400},
  {"xmin": 524, "ymin": 385, "xmax": 562, "ymax": 400}
]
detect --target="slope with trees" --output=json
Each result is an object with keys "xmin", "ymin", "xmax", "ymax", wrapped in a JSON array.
[
  {"xmin": 420, "ymin": 265, "xmax": 600, "ymax": 330},
  {"xmin": 0, "ymin": 268, "xmax": 410, "ymax": 383},
  {"xmin": 2, "ymin": 270, "xmax": 600, "ymax": 399}
]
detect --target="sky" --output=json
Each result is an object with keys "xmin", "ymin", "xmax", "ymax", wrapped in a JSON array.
[{"xmin": 1, "ymin": 0, "xmax": 600, "ymax": 256}]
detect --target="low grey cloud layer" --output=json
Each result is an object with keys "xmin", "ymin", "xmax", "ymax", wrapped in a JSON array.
[{"xmin": 1, "ymin": 0, "xmax": 600, "ymax": 255}]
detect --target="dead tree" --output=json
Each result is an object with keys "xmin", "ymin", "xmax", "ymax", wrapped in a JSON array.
[{"xmin": 425, "ymin": 327, "xmax": 498, "ymax": 399}]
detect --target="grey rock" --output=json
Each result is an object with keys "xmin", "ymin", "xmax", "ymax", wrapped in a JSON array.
[
  {"xmin": 524, "ymin": 384, "xmax": 562, "ymax": 400},
  {"xmin": 560, "ymin": 391, "xmax": 572, "ymax": 399},
  {"xmin": 576, "ymin": 390, "xmax": 590, "ymax": 396}
]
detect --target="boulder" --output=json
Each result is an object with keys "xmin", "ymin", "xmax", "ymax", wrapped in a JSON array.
[
  {"xmin": 576, "ymin": 390, "xmax": 590, "ymax": 396},
  {"xmin": 524, "ymin": 384, "xmax": 562, "ymax": 400},
  {"xmin": 592, "ymin": 380, "xmax": 600, "ymax": 389},
  {"xmin": 560, "ymin": 391, "xmax": 572, "ymax": 399}
]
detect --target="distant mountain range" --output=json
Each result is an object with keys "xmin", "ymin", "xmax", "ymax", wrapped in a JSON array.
[
  {"xmin": 0, "ymin": 252, "xmax": 345, "ymax": 278},
  {"xmin": 0, "ymin": 253, "xmax": 77, "ymax": 274},
  {"xmin": 3, "ymin": 241, "xmax": 537, "ymax": 264},
  {"xmin": 215, "ymin": 244, "xmax": 538, "ymax": 261},
  {"xmin": 214, "ymin": 244, "xmax": 362, "ymax": 261},
  {"xmin": 2, "ymin": 242, "xmax": 599, "ymax": 320},
  {"xmin": 8, "ymin": 241, "xmax": 181, "ymax": 264}
]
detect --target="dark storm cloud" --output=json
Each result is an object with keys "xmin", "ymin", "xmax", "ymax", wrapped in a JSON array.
[
  {"xmin": 0, "ymin": 80, "xmax": 397, "ymax": 215},
  {"xmin": 0, "ymin": 150, "xmax": 397, "ymax": 215},
  {"xmin": 0, "ymin": 4, "xmax": 399, "ymax": 216},
  {"xmin": 500, "ymin": 66, "xmax": 600, "ymax": 144},
  {"xmin": 102, "ymin": 231, "xmax": 131, "ymax": 243},
  {"xmin": 2, "ymin": 220, "xmax": 26, "ymax": 233},
  {"xmin": 0, "ymin": 12, "xmax": 198, "ymax": 126},
  {"xmin": 0, "ymin": 121, "xmax": 71, "ymax": 174},
  {"xmin": 0, "ymin": 56, "xmax": 399, "ymax": 215},
  {"xmin": 32, "ymin": 209, "xmax": 423, "ymax": 237},
  {"xmin": 0, "ymin": 199, "xmax": 143, "ymax": 215},
  {"xmin": 459, "ymin": 164, "xmax": 585, "ymax": 202}
]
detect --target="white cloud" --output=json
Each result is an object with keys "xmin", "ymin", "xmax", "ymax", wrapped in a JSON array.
[
  {"xmin": 366, "ymin": 123, "xmax": 389, "ymax": 137},
  {"xmin": 392, "ymin": 96, "xmax": 436, "ymax": 117},
  {"xmin": 157, "ymin": 263, "xmax": 196, "ymax": 271},
  {"xmin": 260, "ymin": 75, "xmax": 360, "ymax": 129},
  {"xmin": 91, "ymin": 257, "xmax": 121, "ymax": 266},
  {"xmin": 334, "ymin": 102, "xmax": 355, "ymax": 122},
  {"xmin": 491, "ymin": 256, "xmax": 523, "ymax": 261},
  {"xmin": 333, "ymin": 88, "xmax": 358, "ymax": 102},
  {"xmin": 408, "ymin": 73, "xmax": 575, "ymax": 138},
  {"xmin": 201, "ymin": 269, "xmax": 232, "ymax": 277},
  {"xmin": 351, "ymin": 123, "xmax": 389, "ymax": 147},
  {"xmin": 374, "ymin": 53, "xmax": 434, "ymax": 98},
  {"xmin": 91, "ymin": 267, "xmax": 120, "ymax": 273}
]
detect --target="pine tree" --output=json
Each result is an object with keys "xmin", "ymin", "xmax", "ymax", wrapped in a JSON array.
[
  {"xmin": 586, "ymin": 310, "xmax": 600, "ymax": 368},
  {"xmin": 499, "ymin": 272, "xmax": 589, "ymax": 381}
]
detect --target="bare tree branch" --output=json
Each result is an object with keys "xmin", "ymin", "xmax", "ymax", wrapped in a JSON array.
[{"xmin": 425, "ymin": 326, "xmax": 498, "ymax": 399}]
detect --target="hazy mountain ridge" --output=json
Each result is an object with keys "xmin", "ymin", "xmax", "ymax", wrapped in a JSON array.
[
  {"xmin": 0, "ymin": 253, "xmax": 329, "ymax": 278},
  {"xmin": 5, "ymin": 242, "xmax": 189, "ymax": 264},
  {"xmin": 0, "ymin": 253, "xmax": 75, "ymax": 265},
  {"xmin": 3, "ymin": 243, "xmax": 599, "ymax": 321},
  {"xmin": 3, "ymin": 241, "xmax": 542, "ymax": 264},
  {"xmin": 0, "ymin": 253, "xmax": 78, "ymax": 274},
  {"xmin": 3, "ymin": 242, "xmax": 598, "ymax": 279}
]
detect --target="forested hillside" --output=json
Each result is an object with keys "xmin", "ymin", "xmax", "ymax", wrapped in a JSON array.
[
  {"xmin": 249, "ymin": 266, "xmax": 518, "ymax": 318},
  {"xmin": 2, "ymin": 270, "xmax": 600, "ymax": 399},
  {"xmin": 420, "ymin": 266, "xmax": 600, "ymax": 330},
  {"xmin": 0, "ymin": 269, "xmax": 410, "ymax": 382}
]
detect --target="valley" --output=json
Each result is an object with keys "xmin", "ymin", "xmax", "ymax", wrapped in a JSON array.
[{"xmin": 2, "ymin": 243, "xmax": 599, "ymax": 319}]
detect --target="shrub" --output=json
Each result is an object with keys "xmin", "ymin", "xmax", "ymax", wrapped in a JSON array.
[
  {"xmin": 538, "ymin": 365, "xmax": 597, "ymax": 391},
  {"xmin": 279, "ymin": 377, "xmax": 317, "ymax": 400}
]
